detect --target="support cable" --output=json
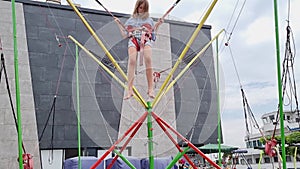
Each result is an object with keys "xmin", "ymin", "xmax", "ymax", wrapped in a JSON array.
[
  {"xmin": 227, "ymin": 42, "xmax": 266, "ymax": 143},
  {"xmin": 224, "ymin": 0, "xmax": 247, "ymax": 46},
  {"xmin": 272, "ymin": 0, "xmax": 299, "ymax": 138},
  {"xmin": 228, "ymin": 44, "xmax": 261, "ymax": 138},
  {"xmin": 1, "ymin": 51, "xmax": 27, "ymax": 154},
  {"xmin": 38, "ymin": 46, "xmax": 68, "ymax": 165},
  {"xmin": 11, "ymin": 0, "xmax": 24, "ymax": 167}
]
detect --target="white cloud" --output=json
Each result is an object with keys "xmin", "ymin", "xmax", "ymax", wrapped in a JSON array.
[
  {"xmin": 241, "ymin": 16, "xmax": 274, "ymax": 45},
  {"xmin": 223, "ymin": 82, "xmax": 278, "ymax": 111},
  {"xmin": 182, "ymin": 11, "xmax": 203, "ymax": 23},
  {"xmin": 222, "ymin": 118, "xmax": 246, "ymax": 148}
]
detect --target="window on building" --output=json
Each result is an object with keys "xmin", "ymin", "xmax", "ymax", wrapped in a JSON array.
[
  {"xmin": 296, "ymin": 155, "xmax": 300, "ymax": 161},
  {"xmin": 247, "ymin": 158, "xmax": 252, "ymax": 164},
  {"xmin": 269, "ymin": 115, "xmax": 275, "ymax": 123},
  {"xmin": 255, "ymin": 158, "xmax": 260, "ymax": 164},
  {"xmin": 65, "ymin": 148, "xmax": 78, "ymax": 159},
  {"xmin": 65, "ymin": 148, "xmax": 97, "ymax": 159},
  {"xmin": 286, "ymin": 156, "xmax": 292, "ymax": 162},
  {"xmin": 233, "ymin": 157, "xmax": 239, "ymax": 164},
  {"xmin": 246, "ymin": 141, "xmax": 252, "ymax": 148},
  {"xmin": 264, "ymin": 157, "xmax": 270, "ymax": 163},
  {"xmin": 274, "ymin": 156, "xmax": 278, "ymax": 162},
  {"xmin": 262, "ymin": 117, "xmax": 268, "ymax": 124},
  {"xmin": 257, "ymin": 140, "xmax": 262, "ymax": 147},
  {"xmin": 252, "ymin": 140, "xmax": 257, "ymax": 147}
]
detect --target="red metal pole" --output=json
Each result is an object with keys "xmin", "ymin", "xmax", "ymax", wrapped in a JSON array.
[
  {"xmin": 91, "ymin": 112, "xmax": 148, "ymax": 169},
  {"xmin": 106, "ymin": 112, "xmax": 148, "ymax": 169},
  {"xmin": 152, "ymin": 112, "xmax": 221, "ymax": 169},
  {"xmin": 153, "ymin": 112, "xmax": 197, "ymax": 169}
]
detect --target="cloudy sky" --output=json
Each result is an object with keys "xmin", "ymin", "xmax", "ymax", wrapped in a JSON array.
[{"xmin": 57, "ymin": 0, "xmax": 300, "ymax": 147}]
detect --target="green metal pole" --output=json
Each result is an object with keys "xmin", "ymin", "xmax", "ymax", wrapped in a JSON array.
[
  {"xmin": 113, "ymin": 150, "xmax": 136, "ymax": 169},
  {"xmin": 216, "ymin": 38, "xmax": 222, "ymax": 167},
  {"xmin": 11, "ymin": 0, "xmax": 24, "ymax": 168},
  {"xmin": 166, "ymin": 147, "xmax": 190, "ymax": 169},
  {"xmin": 76, "ymin": 45, "xmax": 82, "ymax": 169},
  {"xmin": 272, "ymin": 0, "xmax": 286, "ymax": 168},
  {"xmin": 147, "ymin": 102, "xmax": 154, "ymax": 169}
]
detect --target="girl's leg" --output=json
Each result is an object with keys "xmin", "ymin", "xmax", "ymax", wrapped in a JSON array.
[
  {"xmin": 143, "ymin": 45, "xmax": 154, "ymax": 98},
  {"xmin": 124, "ymin": 46, "xmax": 137, "ymax": 100}
]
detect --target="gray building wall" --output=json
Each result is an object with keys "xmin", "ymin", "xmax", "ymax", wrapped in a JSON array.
[
  {"xmin": 0, "ymin": 0, "xmax": 40, "ymax": 168},
  {"xmin": 0, "ymin": 0, "xmax": 221, "ymax": 167}
]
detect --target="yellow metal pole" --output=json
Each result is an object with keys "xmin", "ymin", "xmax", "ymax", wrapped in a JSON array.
[
  {"xmin": 66, "ymin": 0, "xmax": 147, "ymax": 108},
  {"xmin": 153, "ymin": 0, "xmax": 219, "ymax": 107},
  {"xmin": 68, "ymin": 35, "xmax": 144, "ymax": 106},
  {"xmin": 154, "ymin": 29, "xmax": 224, "ymax": 105}
]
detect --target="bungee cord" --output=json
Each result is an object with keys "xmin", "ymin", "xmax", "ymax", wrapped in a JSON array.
[
  {"xmin": 161, "ymin": 0, "xmax": 181, "ymax": 21},
  {"xmin": 214, "ymin": 0, "xmax": 247, "ymax": 57},
  {"xmin": 94, "ymin": 0, "xmax": 127, "ymax": 31},
  {"xmin": 224, "ymin": 0, "xmax": 247, "ymax": 46}
]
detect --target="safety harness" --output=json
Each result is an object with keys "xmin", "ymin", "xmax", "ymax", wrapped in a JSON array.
[{"xmin": 127, "ymin": 24, "xmax": 155, "ymax": 66}]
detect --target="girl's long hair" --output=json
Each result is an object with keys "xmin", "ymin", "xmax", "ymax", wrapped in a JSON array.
[{"xmin": 132, "ymin": 0, "xmax": 149, "ymax": 19}]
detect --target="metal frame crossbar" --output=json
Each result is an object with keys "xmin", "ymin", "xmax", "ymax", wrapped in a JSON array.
[{"xmin": 66, "ymin": 0, "xmax": 222, "ymax": 168}]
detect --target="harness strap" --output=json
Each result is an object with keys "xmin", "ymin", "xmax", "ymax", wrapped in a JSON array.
[
  {"xmin": 128, "ymin": 24, "xmax": 153, "ymax": 66},
  {"xmin": 18, "ymin": 154, "xmax": 33, "ymax": 169},
  {"xmin": 131, "ymin": 37, "xmax": 140, "ymax": 51},
  {"xmin": 265, "ymin": 139, "xmax": 277, "ymax": 157}
]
